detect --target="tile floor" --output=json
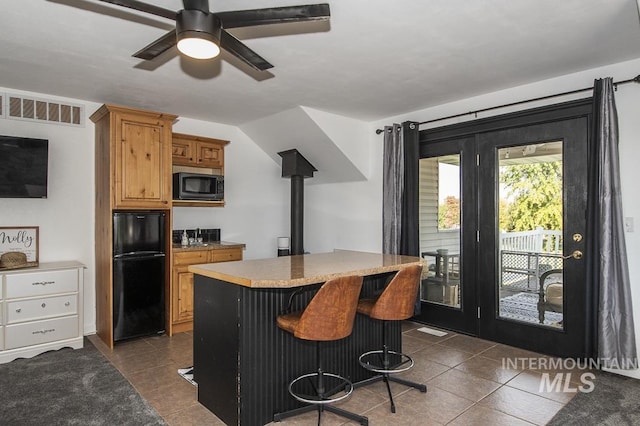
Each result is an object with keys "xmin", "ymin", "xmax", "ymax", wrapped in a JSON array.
[{"xmin": 88, "ymin": 322, "xmax": 582, "ymax": 425}]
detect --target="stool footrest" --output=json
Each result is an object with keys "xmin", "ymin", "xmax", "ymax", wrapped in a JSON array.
[
  {"xmin": 359, "ymin": 350, "xmax": 414, "ymax": 374},
  {"xmin": 288, "ymin": 372, "xmax": 353, "ymax": 405}
]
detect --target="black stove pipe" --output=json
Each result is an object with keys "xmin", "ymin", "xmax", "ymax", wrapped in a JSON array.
[
  {"xmin": 290, "ymin": 175, "xmax": 304, "ymax": 255},
  {"xmin": 278, "ymin": 149, "xmax": 316, "ymax": 256}
]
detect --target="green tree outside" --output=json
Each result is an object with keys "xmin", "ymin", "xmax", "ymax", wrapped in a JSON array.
[
  {"xmin": 500, "ymin": 161, "xmax": 562, "ymax": 232},
  {"xmin": 438, "ymin": 195, "xmax": 460, "ymax": 230}
]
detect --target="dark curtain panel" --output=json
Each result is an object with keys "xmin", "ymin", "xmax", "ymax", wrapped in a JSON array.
[
  {"xmin": 382, "ymin": 124, "xmax": 404, "ymax": 254},
  {"xmin": 382, "ymin": 121, "xmax": 420, "ymax": 313},
  {"xmin": 589, "ymin": 77, "xmax": 637, "ymax": 369},
  {"xmin": 400, "ymin": 121, "xmax": 420, "ymax": 257}
]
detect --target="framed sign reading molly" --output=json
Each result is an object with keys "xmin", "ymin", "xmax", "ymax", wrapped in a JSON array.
[{"xmin": 0, "ymin": 226, "xmax": 39, "ymax": 269}]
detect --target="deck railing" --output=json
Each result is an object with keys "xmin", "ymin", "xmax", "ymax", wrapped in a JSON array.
[
  {"xmin": 500, "ymin": 227, "xmax": 562, "ymax": 254},
  {"xmin": 500, "ymin": 228, "xmax": 563, "ymax": 291}
]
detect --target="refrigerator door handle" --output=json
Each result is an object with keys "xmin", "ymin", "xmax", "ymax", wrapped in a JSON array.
[{"xmin": 114, "ymin": 252, "xmax": 166, "ymax": 260}]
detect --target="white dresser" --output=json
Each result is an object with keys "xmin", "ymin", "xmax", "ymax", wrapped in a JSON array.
[{"xmin": 0, "ymin": 261, "xmax": 84, "ymax": 364}]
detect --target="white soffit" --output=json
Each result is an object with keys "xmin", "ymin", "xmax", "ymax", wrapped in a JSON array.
[{"xmin": 240, "ymin": 107, "xmax": 368, "ymax": 185}]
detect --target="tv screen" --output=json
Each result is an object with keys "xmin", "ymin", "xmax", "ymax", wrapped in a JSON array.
[{"xmin": 0, "ymin": 135, "xmax": 48, "ymax": 198}]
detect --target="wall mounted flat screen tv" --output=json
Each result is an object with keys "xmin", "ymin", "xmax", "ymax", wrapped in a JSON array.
[{"xmin": 0, "ymin": 135, "xmax": 49, "ymax": 198}]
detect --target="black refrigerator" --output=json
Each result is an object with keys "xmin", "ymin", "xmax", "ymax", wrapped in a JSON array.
[{"xmin": 113, "ymin": 211, "xmax": 166, "ymax": 342}]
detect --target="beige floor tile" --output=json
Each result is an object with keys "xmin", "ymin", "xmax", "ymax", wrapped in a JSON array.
[
  {"xmin": 414, "ymin": 344, "xmax": 475, "ymax": 368},
  {"xmin": 162, "ymin": 402, "xmax": 226, "ymax": 426},
  {"xmin": 438, "ymin": 334, "xmax": 497, "ymax": 355},
  {"xmin": 480, "ymin": 344, "xmax": 543, "ymax": 364},
  {"xmin": 505, "ymin": 369, "xmax": 578, "ymax": 404},
  {"xmin": 454, "ymin": 355, "xmax": 522, "ymax": 384},
  {"xmin": 402, "ymin": 333, "xmax": 436, "ymax": 354},
  {"xmin": 427, "ymin": 368, "xmax": 501, "ymax": 402},
  {"xmin": 448, "ymin": 405, "xmax": 535, "ymax": 426},
  {"xmin": 386, "ymin": 385, "xmax": 475, "ymax": 425},
  {"xmin": 478, "ymin": 385, "xmax": 565, "ymax": 425},
  {"xmin": 142, "ymin": 379, "xmax": 199, "ymax": 418}
]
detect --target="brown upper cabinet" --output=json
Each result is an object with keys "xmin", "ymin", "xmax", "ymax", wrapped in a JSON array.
[
  {"xmin": 91, "ymin": 104, "xmax": 177, "ymax": 209},
  {"xmin": 172, "ymin": 133, "xmax": 229, "ymax": 171}
]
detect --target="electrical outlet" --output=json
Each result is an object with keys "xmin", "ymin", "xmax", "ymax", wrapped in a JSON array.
[{"xmin": 624, "ymin": 217, "xmax": 634, "ymax": 233}]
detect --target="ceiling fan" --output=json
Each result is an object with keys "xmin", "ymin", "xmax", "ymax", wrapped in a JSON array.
[{"xmin": 97, "ymin": 0, "xmax": 330, "ymax": 71}]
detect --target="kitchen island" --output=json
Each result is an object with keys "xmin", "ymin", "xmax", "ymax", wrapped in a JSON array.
[{"xmin": 189, "ymin": 250, "xmax": 424, "ymax": 426}]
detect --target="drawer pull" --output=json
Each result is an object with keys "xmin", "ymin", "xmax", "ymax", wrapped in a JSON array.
[
  {"xmin": 16, "ymin": 308, "xmax": 22, "ymax": 313},
  {"xmin": 42, "ymin": 303, "xmax": 47, "ymax": 308},
  {"xmin": 65, "ymin": 302, "xmax": 70, "ymax": 307},
  {"xmin": 32, "ymin": 328, "xmax": 56, "ymax": 335},
  {"xmin": 32, "ymin": 281, "xmax": 55, "ymax": 286}
]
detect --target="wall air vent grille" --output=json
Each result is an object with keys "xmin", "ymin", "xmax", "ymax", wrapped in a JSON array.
[{"xmin": 2, "ymin": 92, "xmax": 84, "ymax": 127}]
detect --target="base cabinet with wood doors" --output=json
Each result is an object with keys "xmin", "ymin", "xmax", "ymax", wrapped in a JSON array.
[
  {"xmin": 170, "ymin": 246, "xmax": 243, "ymax": 335},
  {"xmin": 0, "ymin": 261, "xmax": 84, "ymax": 364}
]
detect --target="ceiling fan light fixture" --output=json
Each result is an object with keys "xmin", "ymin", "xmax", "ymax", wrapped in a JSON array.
[
  {"xmin": 177, "ymin": 31, "xmax": 220, "ymax": 59},
  {"xmin": 176, "ymin": 9, "xmax": 220, "ymax": 60}
]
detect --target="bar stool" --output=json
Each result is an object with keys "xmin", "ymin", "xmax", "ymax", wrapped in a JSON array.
[
  {"xmin": 273, "ymin": 275, "xmax": 369, "ymax": 425},
  {"xmin": 355, "ymin": 264, "xmax": 427, "ymax": 413}
]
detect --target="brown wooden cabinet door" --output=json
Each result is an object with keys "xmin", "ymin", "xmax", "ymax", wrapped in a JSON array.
[
  {"xmin": 195, "ymin": 142, "xmax": 223, "ymax": 168},
  {"xmin": 172, "ymin": 138, "xmax": 194, "ymax": 166},
  {"xmin": 172, "ymin": 266, "xmax": 194, "ymax": 323},
  {"xmin": 114, "ymin": 113, "xmax": 171, "ymax": 208}
]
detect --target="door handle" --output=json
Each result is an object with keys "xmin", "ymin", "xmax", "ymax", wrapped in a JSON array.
[{"xmin": 563, "ymin": 250, "xmax": 583, "ymax": 260}]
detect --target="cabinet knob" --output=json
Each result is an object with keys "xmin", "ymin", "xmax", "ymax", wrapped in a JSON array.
[
  {"xmin": 65, "ymin": 301, "xmax": 71, "ymax": 307},
  {"xmin": 42, "ymin": 303, "xmax": 47, "ymax": 308},
  {"xmin": 16, "ymin": 308, "xmax": 21, "ymax": 313}
]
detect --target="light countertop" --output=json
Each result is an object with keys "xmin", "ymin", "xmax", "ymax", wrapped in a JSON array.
[{"xmin": 188, "ymin": 249, "xmax": 425, "ymax": 288}]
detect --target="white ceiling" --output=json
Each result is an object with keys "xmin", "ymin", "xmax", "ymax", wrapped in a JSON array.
[{"xmin": 1, "ymin": 0, "xmax": 640, "ymax": 126}]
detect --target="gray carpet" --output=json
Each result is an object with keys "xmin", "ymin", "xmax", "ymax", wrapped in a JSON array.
[
  {"xmin": 0, "ymin": 338, "xmax": 167, "ymax": 426},
  {"xmin": 548, "ymin": 370, "xmax": 640, "ymax": 425}
]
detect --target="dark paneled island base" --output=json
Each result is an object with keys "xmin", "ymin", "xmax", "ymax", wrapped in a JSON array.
[{"xmin": 193, "ymin": 273, "xmax": 399, "ymax": 426}]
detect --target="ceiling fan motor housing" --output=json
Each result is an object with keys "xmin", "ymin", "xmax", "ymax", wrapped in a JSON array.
[{"xmin": 176, "ymin": 9, "xmax": 221, "ymax": 42}]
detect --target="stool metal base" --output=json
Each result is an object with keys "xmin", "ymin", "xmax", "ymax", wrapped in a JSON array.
[
  {"xmin": 359, "ymin": 349, "xmax": 414, "ymax": 373},
  {"xmin": 356, "ymin": 348, "xmax": 427, "ymax": 413},
  {"xmin": 274, "ymin": 370, "xmax": 368, "ymax": 425}
]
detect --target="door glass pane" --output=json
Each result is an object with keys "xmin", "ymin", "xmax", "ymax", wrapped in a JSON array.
[
  {"xmin": 419, "ymin": 155, "xmax": 461, "ymax": 309},
  {"xmin": 497, "ymin": 142, "xmax": 564, "ymax": 329}
]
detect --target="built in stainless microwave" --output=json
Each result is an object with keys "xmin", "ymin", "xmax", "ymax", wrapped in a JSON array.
[{"xmin": 173, "ymin": 172, "xmax": 224, "ymax": 201}]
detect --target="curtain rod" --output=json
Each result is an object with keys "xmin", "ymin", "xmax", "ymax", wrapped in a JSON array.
[{"xmin": 375, "ymin": 74, "xmax": 640, "ymax": 134}]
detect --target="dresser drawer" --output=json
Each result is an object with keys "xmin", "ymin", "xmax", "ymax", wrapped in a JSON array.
[
  {"xmin": 6, "ymin": 269, "xmax": 78, "ymax": 299},
  {"xmin": 0, "ymin": 327, "xmax": 4, "ymax": 350},
  {"xmin": 0, "ymin": 303, "xmax": 3, "ymax": 325},
  {"xmin": 211, "ymin": 248, "xmax": 242, "ymax": 263},
  {"xmin": 4, "ymin": 315, "xmax": 78, "ymax": 350},
  {"xmin": 6, "ymin": 294, "xmax": 78, "ymax": 324},
  {"xmin": 174, "ymin": 250, "xmax": 209, "ymax": 266}
]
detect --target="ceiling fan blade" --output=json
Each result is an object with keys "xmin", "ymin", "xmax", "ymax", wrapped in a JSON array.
[
  {"xmin": 220, "ymin": 30, "xmax": 273, "ymax": 71},
  {"xmin": 132, "ymin": 29, "xmax": 177, "ymax": 60},
  {"xmin": 215, "ymin": 4, "xmax": 330, "ymax": 29},
  {"xmin": 97, "ymin": 0, "xmax": 177, "ymax": 20}
]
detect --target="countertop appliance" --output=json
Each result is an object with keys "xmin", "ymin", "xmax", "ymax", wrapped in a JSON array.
[
  {"xmin": 173, "ymin": 172, "xmax": 224, "ymax": 201},
  {"xmin": 113, "ymin": 211, "xmax": 166, "ymax": 342}
]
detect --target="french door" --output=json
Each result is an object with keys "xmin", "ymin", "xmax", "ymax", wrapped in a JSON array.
[{"xmin": 414, "ymin": 101, "xmax": 592, "ymax": 358}]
